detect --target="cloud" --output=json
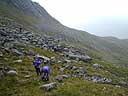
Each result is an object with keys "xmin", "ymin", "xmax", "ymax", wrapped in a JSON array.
[{"xmin": 32, "ymin": 0, "xmax": 128, "ymax": 38}]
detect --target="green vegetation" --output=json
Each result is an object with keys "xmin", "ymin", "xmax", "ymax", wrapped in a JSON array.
[{"xmin": 0, "ymin": 45, "xmax": 128, "ymax": 96}]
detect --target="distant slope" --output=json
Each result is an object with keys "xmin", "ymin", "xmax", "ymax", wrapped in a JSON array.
[{"xmin": 0, "ymin": 0, "xmax": 128, "ymax": 66}]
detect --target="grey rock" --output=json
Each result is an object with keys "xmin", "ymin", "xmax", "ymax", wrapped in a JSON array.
[
  {"xmin": 72, "ymin": 66, "xmax": 78, "ymax": 70},
  {"xmin": 54, "ymin": 75, "xmax": 69, "ymax": 82},
  {"xmin": 55, "ymin": 75, "xmax": 63, "ymax": 82},
  {"xmin": 0, "ymin": 53, "xmax": 3, "ymax": 57},
  {"xmin": 59, "ymin": 67, "xmax": 65, "ymax": 71},
  {"xmin": 4, "ymin": 48, "xmax": 10, "ymax": 53},
  {"xmin": 0, "ymin": 29, "xmax": 8, "ymax": 36},
  {"xmin": 24, "ymin": 75, "xmax": 31, "ymax": 78},
  {"xmin": 4, "ymin": 58, "xmax": 9, "ymax": 61},
  {"xmin": 11, "ymin": 49, "xmax": 23, "ymax": 56},
  {"xmin": 40, "ymin": 82, "xmax": 57, "ymax": 91},
  {"xmin": 63, "ymin": 59, "xmax": 71, "ymax": 63},
  {"xmin": 35, "ymin": 54, "xmax": 50, "ymax": 61},
  {"xmin": 119, "ymin": 81, "xmax": 127, "ymax": 86},
  {"xmin": 7, "ymin": 70, "xmax": 18, "ymax": 75},
  {"xmin": 68, "ymin": 54, "xmax": 92, "ymax": 62},
  {"xmin": 0, "ymin": 62, "xmax": 4, "ymax": 65},
  {"xmin": 115, "ymin": 85, "xmax": 121, "ymax": 88},
  {"xmin": 86, "ymin": 75, "xmax": 112, "ymax": 83},
  {"xmin": 73, "ymin": 68, "xmax": 87, "ymax": 77},
  {"xmin": 13, "ymin": 59, "xmax": 22, "ymax": 63},
  {"xmin": 92, "ymin": 63, "xmax": 102, "ymax": 68}
]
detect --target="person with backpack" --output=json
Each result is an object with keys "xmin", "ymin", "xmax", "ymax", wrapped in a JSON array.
[
  {"xmin": 40, "ymin": 66, "xmax": 50, "ymax": 81},
  {"xmin": 33, "ymin": 58, "xmax": 42, "ymax": 76}
]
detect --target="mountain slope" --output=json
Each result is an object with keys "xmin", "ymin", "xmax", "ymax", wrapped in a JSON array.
[
  {"xmin": 0, "ymin": 17, "xmax": 128, "ymax": 96},
  {"xmin": 0, "ymin": 2, "xmax": 128, "ymax": 96},
  {"xmin": 0, "ymin": 0, "xmax": 128, "ymax": 66}
]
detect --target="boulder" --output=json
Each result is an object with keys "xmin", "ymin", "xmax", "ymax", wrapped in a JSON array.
[
  {"xmin": 24, "ymin": 75, "xmax": 31, "ymax": 78},
  {"xmin": 92, "ymin": 63, "xmax": 102, "ymax": 69},
  {"xmin": 59, "ymin": 67, "xmax": 65, "ymax": 71},
  {"xmin": 63, "ymin": 64, "xmax": 73, "ymax": 70},
  {"xmin": 73, "ymin": 68, "xmax": 87, "ymax": 77},
  {"xmin": 80, "ymin": 55, "xmax": 92, "ymax": 62},
  {"xmin": 119, "ymin": 81, "xmax": 127, "ymax": 87},
  {"xmin": 0, "ymin": 53, "xmax": 3, "ymax": 57},
  {"xmin": 4, "ymin": 58, "xmax": 9, "ymax": 61},
  {"xmin": 40, "ymin": 82, "xmax": 57, "ymax": 91},
  {"xmin": 11, "ymin": 49, "xmax": 23, "ymax": 56},
  {"xmin": 35, "ymin": 54, "xmax": 51, "ymax": 64},
  {"xmin": 72, "ymin": 66, "xmax": 78, "ymax": 70},
  {"xmin": 4, "ymin": 47, "xmax": 10, "ymax": 53},
  {"xmin": 13, "ymin": 59, "xmax": 22, "ymax": 63},
  {"xmin": 7, "ymin": 70, "xmax": 18, "ymax": 75},
  {"xmin": 91, "ymin": 75, "xmax": 112, "ymax": 83},
  {"xmin": 115, "ymin": 85, "xmax": 121, "ymax": 88},
  {"xmin": 0, "ymin": 29, "xmax": 8, "ymax": 36},
  {"xmin": 54, "ymin": 75, "xmax": 69, "ymax": 82},
  {"xmin": 0, "ymin": 62, "xmax": 4, "ymax": 65},
  {"xmin": 68, "ymin": 54, "xmax": 92, "ymax": 62}
]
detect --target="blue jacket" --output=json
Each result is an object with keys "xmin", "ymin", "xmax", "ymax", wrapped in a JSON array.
[
  {"xmin": 33, "ymin": 60, "xmax": 41, "ymax": 68},
  {"xmin": 41, "ymin": 66, "xmax": 50, "ymax": 73}
]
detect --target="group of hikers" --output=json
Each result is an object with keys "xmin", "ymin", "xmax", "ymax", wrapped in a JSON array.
[{"xmin": 33, "ymin": 57, "xmax": 50, "ymax": 81}]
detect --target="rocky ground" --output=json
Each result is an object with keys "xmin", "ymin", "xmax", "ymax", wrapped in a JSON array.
[{"xmin": 0, "ymin": 16, "xmax": 128, "ymax": 96}]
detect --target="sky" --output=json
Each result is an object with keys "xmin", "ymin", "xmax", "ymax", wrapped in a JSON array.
[{"xmin": 32, "ymin": 0, "xmax": 128, "ymax": 39}]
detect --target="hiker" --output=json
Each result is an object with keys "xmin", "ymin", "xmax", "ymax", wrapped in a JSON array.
[
  {"xmin": 40, "ymin": 66, "xmax": 50, "ymax": 81},
  {"xmin": 33, "ymin": 58, "xmax": 42, "ymax": 76}
]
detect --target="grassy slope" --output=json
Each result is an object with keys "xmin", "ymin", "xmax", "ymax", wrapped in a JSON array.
[{"xmin": 0, "ymin": 45, "xmax": 128, "ymax": 96}]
